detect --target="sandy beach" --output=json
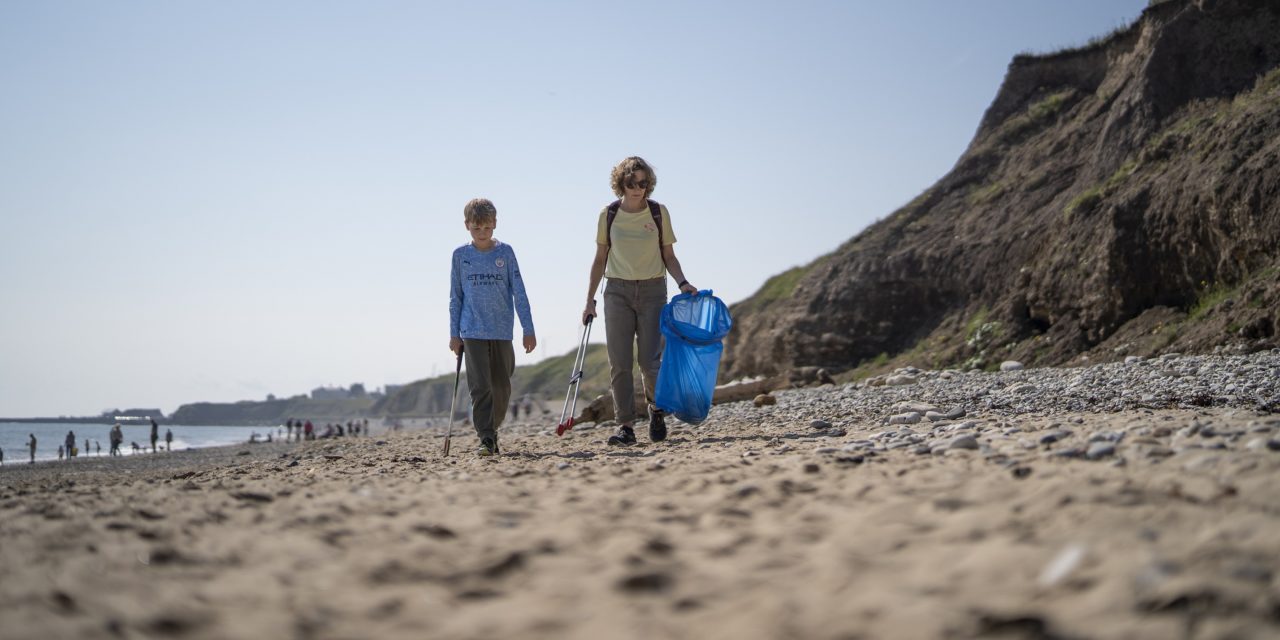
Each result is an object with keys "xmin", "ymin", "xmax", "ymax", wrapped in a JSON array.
[{"xmin": 3, "ymin": 354, "xmax": 1279, "ymax": 640}]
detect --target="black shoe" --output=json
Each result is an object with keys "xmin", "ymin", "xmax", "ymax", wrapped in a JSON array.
[
  {"xmin": 607, "ymin": 425, "xmax": 637, "ymax": 447},
  {"xmin": 648, "ymin": 407, "xmax": 667, "ymax": 443},
  {"xmin": 478, "ymin": 437, "xmax": 497, "ymax": 457}
]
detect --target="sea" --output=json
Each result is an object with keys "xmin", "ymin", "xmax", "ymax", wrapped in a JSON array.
[{"xmin": 0, "ymin": 421, "xmax": 286, "ymax": 463}]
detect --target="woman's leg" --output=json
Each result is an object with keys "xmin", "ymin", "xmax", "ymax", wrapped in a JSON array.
[
  {"xmin": 604, "ymin": 279, "xmax": 639, "ymax": 425},
  {"xmin": 634, "ymin": 278, "xmax": 668, "ymax": 407}
]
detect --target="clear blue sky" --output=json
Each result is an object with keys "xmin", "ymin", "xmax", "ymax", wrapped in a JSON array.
[{"xmin": 0, "ymin": 1, "xmax": 1148, "ymax": 417}]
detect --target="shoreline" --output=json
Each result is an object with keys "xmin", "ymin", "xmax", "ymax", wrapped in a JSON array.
[
  {"xmin": 0, "ymin": 438, "xmax": 308, "ymax": 482},
  {"xmin": 2, "ymin": 354, "xmax": 1278, "ymax": 639}
]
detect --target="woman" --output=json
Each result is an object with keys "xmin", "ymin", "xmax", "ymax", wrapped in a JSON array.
[{"xmin": 583, "ymin": 156, "xmax": 697, "ymax": 446}]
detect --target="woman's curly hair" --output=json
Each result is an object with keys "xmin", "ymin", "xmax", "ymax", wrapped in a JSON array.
[{"xmin": 610, "ymin": 156, "xmax": 657, "ymax": 199}]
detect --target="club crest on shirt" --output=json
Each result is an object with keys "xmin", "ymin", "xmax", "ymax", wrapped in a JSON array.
[
  {"xmin": 644, "ymin": 223, "xmax": 656, "ymax": 232},
  {"xmin": 495, "ymin": 258, "xmax": 505, "ymax": 268}
]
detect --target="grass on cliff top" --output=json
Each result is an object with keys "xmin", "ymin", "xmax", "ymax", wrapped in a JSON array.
[
  {"xmin": 1257, "ymin": 66, "xmax": 1280, "ymax": 95},
  {"xmin": 1017, "ymin": 17, "xmax": 1141, "ymax": 60}
]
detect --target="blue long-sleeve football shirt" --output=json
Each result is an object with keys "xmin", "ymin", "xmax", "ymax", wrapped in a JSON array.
[{"xmin": 449, "ymin": 241, "xmax": 535, "ymax": 340}]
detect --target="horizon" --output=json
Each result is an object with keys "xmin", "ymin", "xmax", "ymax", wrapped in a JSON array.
[{"xmin": 0, "ymin": 1, "xmax": 1150, "ymax": 417}]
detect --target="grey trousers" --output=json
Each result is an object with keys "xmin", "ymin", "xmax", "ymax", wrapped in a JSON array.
[
  {"xmin": 463, "ymin": 339, "xmax": 515, "ymax": 442},
  {"xmin": 604, "ymin": 277, "xmax": 667, "ymax": 425}
]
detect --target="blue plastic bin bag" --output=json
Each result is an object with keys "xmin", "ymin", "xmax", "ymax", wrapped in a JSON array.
[{"xmin": 654, "ymin": 290, "xmax": 733, "ymax": 424}]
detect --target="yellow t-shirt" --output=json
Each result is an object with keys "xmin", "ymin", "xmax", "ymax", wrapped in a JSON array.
[{"xmin": 596, "ymin": 202, "xmax": 677, "ymax": 280}]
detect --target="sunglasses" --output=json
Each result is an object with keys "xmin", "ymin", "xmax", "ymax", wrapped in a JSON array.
[{"xmin": 625, "ymin": 179, "xmax": 650, "ymax": 190}]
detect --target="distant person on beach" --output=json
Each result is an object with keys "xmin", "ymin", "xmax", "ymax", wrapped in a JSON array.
[
  {"xmin": 95, "ymin": 441, "xmax": 101, "ymax": 456},
  {"xmin": 29, "ymin": 434, "xmax": 36, "ymax": 463},
  {"xmin": 1, "ymin": 446, "xmax": 4, "ymax": 465},
  {"xmin": 65, "ymin": 430, "xmax": 76, "ymax": 459},
  {"xmin": 304, "ymin": 420, "xmax": 314, "ymax": 441},
  {"xmin": 109, "ymin": 424, "xmax": 123, "ymax": 456},
  {"xmin": 58, "ymin": 445, "xmax": 64, "ymax": 460},
  {"xmin": 449, "ymin": 197, "xmax": 537, "ymax": 457},
  {"xmin": 165, "ymin": 428, "xmax": 173, "ymax": 451},
  {"xmin": 84, "ymin": 438, "xmax": 90, "ymax": 457},
  {"xmin": 131, "ymin": 442, "xmax": 140, "ymax": 453},
  {"xmin": 285, "ymin": 419, "xmax": 294, "ymax": 442},
  {"xmin": 150, "ymin": 418, "xmax": 159, "ymax": 453},
  {"xmin": 581, "ymin": 156, "xmax": 697, "ymax": 447}
]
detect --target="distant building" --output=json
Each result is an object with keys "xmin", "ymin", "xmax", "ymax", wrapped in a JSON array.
[
  {"xmin": 103, "ymin": 408, "xmax": 166, "ymax": 421},
  {"xmin": 310, "ymin": 386, "xmax": 349, "ymax": 400}
]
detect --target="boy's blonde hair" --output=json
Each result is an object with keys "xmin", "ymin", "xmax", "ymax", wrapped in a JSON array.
[
  {"xmin": 464, "ymin": 198, "xmax": 497, "ymax": 225},
  {"xmin": 610, "ymin": 156, "xmax": 657, "ymax": 198}
]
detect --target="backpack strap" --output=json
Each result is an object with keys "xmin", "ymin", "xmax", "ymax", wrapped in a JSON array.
[
  {"xmin": 605, "ymin": 200, "xmax": 621, "ymax": 248},
  {"xmin": 647, "ymin": 199, "xmax": 664, "ymax": 248}
]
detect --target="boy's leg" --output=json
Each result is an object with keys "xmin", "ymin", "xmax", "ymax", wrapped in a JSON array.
[
  {"xmin": 635, "ymin": 278, "xmax": 668, "ymax": 407},
  {"xmin": 603, "ymin": 279, "xmax": 638, "ymax": 425},
  {"xmin": 489, "ymin": 340, "xmax": 515, "ymax": 433},
  {"xmin": 462, "ymin": 339, "xmax": 497, "ymax": 443}
]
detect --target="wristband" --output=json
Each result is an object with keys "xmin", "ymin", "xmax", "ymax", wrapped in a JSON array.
[{"xmin": 678, "ymin": 280, "xmax": 689, "ymax": 288}]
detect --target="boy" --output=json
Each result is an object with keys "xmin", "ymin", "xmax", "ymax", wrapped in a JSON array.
[{"xmin": 449, "ymin": 198, "xmax": 536, "ymax": 456}]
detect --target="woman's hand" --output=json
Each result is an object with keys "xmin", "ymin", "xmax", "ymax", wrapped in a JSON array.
[
  {"xmin": 679, "ymin": 281, "xmax": 698, "ymax": 295},
  {"xmin": 582, "ymin": 299, "xmax": 597, "ymax": 325},
  {"xmin": 449, "ymin": 336, "xmax": 463, "ymax": 356}
]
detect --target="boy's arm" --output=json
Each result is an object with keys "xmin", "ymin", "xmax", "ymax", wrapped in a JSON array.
[
  {"xmin": 506, "ymin": 247, "xmax": 532, "ymax": 353},
  {"xmin": 449, "ymin": 251, "xmax": 464, "ymax": 354}
]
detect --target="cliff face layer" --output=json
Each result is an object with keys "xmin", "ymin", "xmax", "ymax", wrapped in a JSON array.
[{"xmin": 724, "ymin": 0, "xmax": 1280, "ymax": 379}]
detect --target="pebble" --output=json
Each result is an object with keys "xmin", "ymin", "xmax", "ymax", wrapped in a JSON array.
[
  {"xmin": 1088, "ymin": 431, "xmax": 1124, "ymax": 443},
  {"xmin": 1038, "ymin": 544, "xmax": 1085, "ymax": 587},
  {"xmin": 886, "ymin": 375, "xmax": 918, "ymax": 386},
  {"xmin": 1085, "ymin": 442, "xmax": 1116, "ymax": 460},
  {"xmin": 895, "ymin": 401, "xmax": 938, "ymax": 414},
  {"xmin": 948, "ymin": 435, "xmax": 979, "ymax": 450},
  {"xmin": 753, "ymin": 394, "xmax": 777, "ymax": 407},
  {"xmin": 1008, "ymin": 383, "xmax": 1038, "ymax": 394},
  {"xmin": 888, "ymin": 412, "xmax": 922, "ymax": 425},
  {"xmin": 1000, "ymin": 361, "xmax": 1025, "ymax": 372},
  {"xmin": 810, "ymin": 419, "xmax": 832, "ymax": 430},
  {"xmin": 1040, "ymin": 431, "xmax": 1070, "ymax": 445}
]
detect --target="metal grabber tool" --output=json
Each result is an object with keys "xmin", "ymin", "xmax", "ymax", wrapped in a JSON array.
[
  {"xmin": 442, "ymin": 347, "xmax": 464, "ymax": 456},
  {"xmin": 556, "ymin": 316, "xmax": 593, "ymax": 436}
]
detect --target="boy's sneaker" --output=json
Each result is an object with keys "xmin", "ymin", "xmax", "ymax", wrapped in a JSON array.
[
  {"xmin": 478, "ymin": 437, "xmax": 498, "ymax": 456},
  {"xmin": 648, "ymin": 407, "xmax": 667, "ymax": 442},
  {"xmin": 607, "ymin": 425, "xmax": 637, "ymax": 447}
]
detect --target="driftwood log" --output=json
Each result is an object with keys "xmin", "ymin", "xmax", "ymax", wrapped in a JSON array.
[{"xmin": 573, "ymin": 373, "xmax": 796, "ymax": 425}]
